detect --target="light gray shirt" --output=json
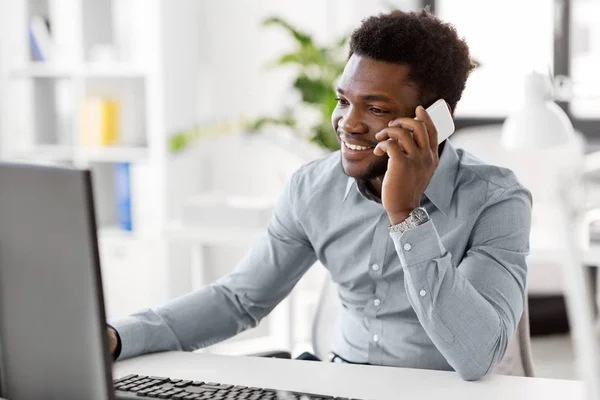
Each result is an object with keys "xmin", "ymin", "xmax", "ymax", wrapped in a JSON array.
[{"xmin": 112, "ymin": 141, "xmax": 532, "ymax": 381}]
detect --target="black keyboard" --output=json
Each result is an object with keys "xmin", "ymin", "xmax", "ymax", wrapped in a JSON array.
[{"xmin": 113, "ymin": 374, "xmax": 363, "ymax": 400}]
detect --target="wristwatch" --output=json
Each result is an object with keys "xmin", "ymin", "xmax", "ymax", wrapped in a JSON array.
[{"xmin": 389, "ymin": 207, "xmax": 430, "ymax": 234}]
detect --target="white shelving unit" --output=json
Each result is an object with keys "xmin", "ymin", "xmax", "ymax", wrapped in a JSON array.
[
  {"xmin": 0, "ymin": 0, "xmax": 307, "ymax": 355},
  {"xmin": 80, "ymin": 146, "xmax": 149, "ymax": 163},
  {"xmin": 0, "ymin": 0, "xmax": 208, "ymax": 318}
]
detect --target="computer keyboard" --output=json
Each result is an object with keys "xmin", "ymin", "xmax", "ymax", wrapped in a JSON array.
[{"xmin": 113, "ymin": 374, "xmax": 364, "ymax": 400}]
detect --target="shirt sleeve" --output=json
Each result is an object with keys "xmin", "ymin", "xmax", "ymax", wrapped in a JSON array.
[
  {"xmin": 390, "ymin": 184, "xmax": 531, "ymax": 381},
  {"xmin": 110, "ymin": 171, "xmax": 317, "ymax": 360}
]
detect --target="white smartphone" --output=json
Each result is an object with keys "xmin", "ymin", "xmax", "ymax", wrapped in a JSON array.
[{"xmin": 424, "ymin": 99, "xmax": 455, "ymax": 143}]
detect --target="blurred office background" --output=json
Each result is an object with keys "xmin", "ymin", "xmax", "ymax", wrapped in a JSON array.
[{"xmin": 0, "ymin": 0, "xmax": 599, "ymax": 381}]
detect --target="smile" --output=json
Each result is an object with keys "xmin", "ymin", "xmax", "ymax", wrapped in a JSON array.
[{"xmin": 342, "ymin": 140, "xmax": 374, "ymax": 151}]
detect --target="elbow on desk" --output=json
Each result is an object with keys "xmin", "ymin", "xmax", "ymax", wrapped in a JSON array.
[
  {"xmin": 454, "ymin": 350, "xmax": 499, "ymax": 381},
  {"xmin": 456, "ymin": 365, "xmax": 489, "ymax": 382},
  {"xmin": 454, "ymin": 328, "xmax": 510, "ymax": 381}
]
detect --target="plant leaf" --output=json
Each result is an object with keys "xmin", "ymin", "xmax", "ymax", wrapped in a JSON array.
[
  {"xmin": 262, "ymin": 17, "xmax": 313, "ymax": 47},
  {"xmin": 311, "ymin": 123, "xmax": 339, "ymax": 151},
  {"xmin": 294, "ymin": 75, "xmax": 333, "ymax": 105},
  {"xmin": 246, "ymin": 115, "xmax": 297, "ymax": 132},
  {"xmin": 335, "ymin": 35, "xmax": 349, "ymax": 49},
  {"xmin": 257, "ymin": 16, "xmax": 350, "ymax": 152},
  {"xmin": 381, "ymin": 0, "xmax": 399, "ymax": 11},
  {"xmin": 269, "ymin": 45, "xmax": 326, "ymax": 69}
]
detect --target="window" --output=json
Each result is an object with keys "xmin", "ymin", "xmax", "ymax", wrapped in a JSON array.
[
  {"xmin": 570, "ymin": 0, "xmax": 600, "ymax": 119},
  {"xmin": 435, "ymin": 0, "xmax": 554, "ymax": 117}
]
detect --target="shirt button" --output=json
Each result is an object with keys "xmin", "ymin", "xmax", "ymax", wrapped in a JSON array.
[
  {"xmin": 371, "ymin": 264, "xmax": 380, "ymax": 272},
  {"xmin": 373, "ymin": 334, "xmax": 380, "ymax": 343},
  {"xmin": 403, "ymin": 243, "xmax": 412, "ymax": 251},
  {"xmin": 419, "ymin": 289, "xmax": 427, "ymax": 297},
  {"xmin": 373, "ymin": 299, "xmax": 381, "ymax": 307}
]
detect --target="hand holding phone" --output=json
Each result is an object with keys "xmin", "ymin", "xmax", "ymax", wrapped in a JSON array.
[
  {"xmin": 374, "ymin": 98, "xmax": 454, "ymax": 152},
  {"xmin": 374, "ymin": 100, "xmax": 452, "ymax": 225}
]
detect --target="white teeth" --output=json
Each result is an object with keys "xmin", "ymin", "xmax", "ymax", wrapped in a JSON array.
[{"xmin": 344, "ymin": 141, "xmax": 370, "ymax": 151}]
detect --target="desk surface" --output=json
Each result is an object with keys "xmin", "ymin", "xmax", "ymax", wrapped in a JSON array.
[{"xmin": 114, "ymin": 352, "xmax": 582, "ymax": 400}]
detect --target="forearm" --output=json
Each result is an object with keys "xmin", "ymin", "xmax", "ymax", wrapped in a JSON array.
[
  {"xmin": 109, "ymin": 284, "xmax": 258, "ymax": 360},
  {"xmin": 391, "ymin": 221, "xmax": 524, "ymax": 380},
  {"xmin": 110, "ymin": 169, "xmax": 316, "ymax": 361}
]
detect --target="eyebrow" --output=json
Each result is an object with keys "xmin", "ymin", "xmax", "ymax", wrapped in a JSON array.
[{"xmin": 336, "ymin": 87, "xmax": 394, "ymax": 103}]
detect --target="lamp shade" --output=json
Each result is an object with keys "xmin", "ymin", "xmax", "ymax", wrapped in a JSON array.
[{"xmin": 502, "ymin": 72, "xmax": 575, "ymax": 149}]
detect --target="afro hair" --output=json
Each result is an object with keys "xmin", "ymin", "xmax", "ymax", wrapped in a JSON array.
[{"xmin": 349, "ymin": 9, "xmax": 475, "ymax": 112}]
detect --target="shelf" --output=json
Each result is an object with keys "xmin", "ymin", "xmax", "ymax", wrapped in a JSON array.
[
  {"xmin": 9, "ymin": 64, "xmax": 76, "ymax": 78},
  {"xmin": 9, "ymin": 62, "xmax": 149, "ymax": 79},
  {"xmin": 99, "ymin": 226, "xmax": 136, "ymax": 241},
  {"xmin": 81, "ymin": 146, "xmax": 149, "ymax": 163},
  {"xmin": 13, "ymin": 144, "xmax": 74, "ymax": 161},
  {"xmin": 12, "ymin": 145, "xmax": 148, "ymax": 163},
  {"xmin": 83, "ymin": 63, "xmax": 149, "ymax": 78}
]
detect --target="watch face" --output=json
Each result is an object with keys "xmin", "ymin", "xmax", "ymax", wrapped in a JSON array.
[{"xmin": 411, "ymin": 207, "xmax": 429, "ymax": 224}]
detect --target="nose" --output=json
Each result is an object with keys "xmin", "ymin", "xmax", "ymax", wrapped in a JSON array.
[{"xmin": 339, "ymin": 106, "xmax": 368, "ymax": 135}]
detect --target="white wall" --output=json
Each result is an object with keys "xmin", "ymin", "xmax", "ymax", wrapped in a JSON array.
[{"xmin": 194, "ymin": 0, "xmax": 420, "ymax": 124}]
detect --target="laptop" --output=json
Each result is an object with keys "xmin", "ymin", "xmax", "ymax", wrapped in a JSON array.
[{"xmin": 0, "ymin": 162, "xmax": 363, "ymax": 400}]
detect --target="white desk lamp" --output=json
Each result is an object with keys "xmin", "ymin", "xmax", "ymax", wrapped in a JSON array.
[
  {"xmin": 502, "ymin": 71, "xmax": 600, "ymax": 400},
  {"xmin": 502, "ymin": 72, "xmax": 575, "ymax": 149}
]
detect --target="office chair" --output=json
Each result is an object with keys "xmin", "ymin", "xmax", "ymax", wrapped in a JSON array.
[{"xmin": 310, "ymin": 273, "xmax": 535, "ymax": 377}]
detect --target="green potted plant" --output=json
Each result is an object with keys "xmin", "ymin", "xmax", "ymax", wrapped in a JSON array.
[{"xmin": 249, "ymin": 17, "xmax": 348, "ymax": 152}]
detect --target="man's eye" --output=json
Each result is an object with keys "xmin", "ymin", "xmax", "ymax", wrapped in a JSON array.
[
  {"xmin": 371, "ymin": 107, "xmax": 388, "ymax": 114},
  {"xmin": 336, "ymin": 97, "xmax": 349, "ymax": 106}
]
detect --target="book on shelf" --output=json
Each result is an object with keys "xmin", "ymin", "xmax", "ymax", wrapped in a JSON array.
[
  {"xmin": 115, "ymin": 162, "xmax": 132, "ymax": 232},
  {"xmin": 82, "ymin": 96, "xmax": 120, "ymax": 147},
  {"xmin": 113, "ymin": 162, "xmax": 153, "ymax": 234},
  {"xmin": 29, "ymin": 15, "xmax": 53, "ymax": 61}
]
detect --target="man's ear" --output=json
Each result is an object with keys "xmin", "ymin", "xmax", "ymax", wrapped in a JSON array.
[
  {"xmin": 420, "ymin": 91, "xmax": 438, "ymax": 111},
  {"xmin": 444, "ymin": 100, "xmax": 454, "ymax": 117}
]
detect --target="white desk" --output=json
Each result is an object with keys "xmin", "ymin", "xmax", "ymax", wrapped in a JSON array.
[{"xmin": 114, "ymin": 352, "xmax": 582, "ymax": 400}]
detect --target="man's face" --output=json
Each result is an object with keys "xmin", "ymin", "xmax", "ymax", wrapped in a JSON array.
[{"xmin": 332, "ymin": 54, "xmax": 422, "ymax": 180}]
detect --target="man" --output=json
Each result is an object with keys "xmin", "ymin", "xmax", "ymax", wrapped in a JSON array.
[{"xmin": 108, "ymin": 9, "xmax": 531, "ymax": 381}]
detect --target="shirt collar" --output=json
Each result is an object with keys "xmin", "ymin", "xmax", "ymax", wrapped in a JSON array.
[
  {"xmin": 342, "ymin": 140, "xmax": 460, "ymax": 215},
  {"xmin": 423, "ymin": 140, "xmax": 460, "ymax": 216},
  {"xmin": 344, "ymin": 177, "xmax": 355, "ymax": 201},
  {"xmin": 344, "ymin": 177, "xmax": 381, "ymax": 203}
]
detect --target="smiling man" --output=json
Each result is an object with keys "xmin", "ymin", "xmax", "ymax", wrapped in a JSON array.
[{"xmin": 108, "ymin": 10, "xmax": 532, "ymax": 381}]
